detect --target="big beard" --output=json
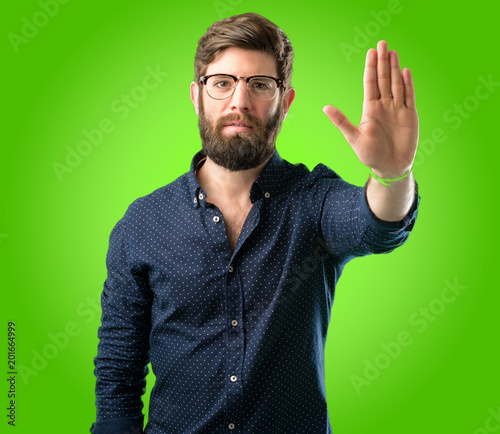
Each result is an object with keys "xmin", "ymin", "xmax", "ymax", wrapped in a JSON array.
[{"xmin": 197, "ymin": 91, "xmax": 284, "ymax": 172}]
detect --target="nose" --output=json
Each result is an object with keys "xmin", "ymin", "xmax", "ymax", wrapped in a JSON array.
[{"xmin": 230, "ymin": 78, "xmax": 252, "ymax": 110}]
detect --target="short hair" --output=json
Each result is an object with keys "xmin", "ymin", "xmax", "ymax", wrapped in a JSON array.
[{"xmin": 194, "ymin": 12, "xmax": 294, "ymax": 91}]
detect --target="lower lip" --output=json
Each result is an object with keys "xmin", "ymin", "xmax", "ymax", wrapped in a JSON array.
[{"xmin": 223, "ymin": 125, "xmax": 253, "ymax": 132}]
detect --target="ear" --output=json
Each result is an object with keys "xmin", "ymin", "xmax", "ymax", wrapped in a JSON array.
[
  {"xmin": 190, "ymin": 81, "xmax": 200, "ymax": 117},
  {"xmin": 281, "ymin": 87, "xmax": 296, "ymax": 121}
]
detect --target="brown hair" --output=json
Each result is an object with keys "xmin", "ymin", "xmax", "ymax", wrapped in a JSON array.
[{"xmin": 194, "ymin": 13, "xmax": 294, "ymax": 91}]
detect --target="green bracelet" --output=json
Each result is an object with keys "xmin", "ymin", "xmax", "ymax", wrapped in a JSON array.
[{"xmin": 369, "ymin": 167, "xmax": 413, "ymax": 186}]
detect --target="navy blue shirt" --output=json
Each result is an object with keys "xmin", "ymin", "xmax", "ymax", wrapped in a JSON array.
[{"xmin": 91, "ymin": 149, "xmax": 420, "ymax": 433}]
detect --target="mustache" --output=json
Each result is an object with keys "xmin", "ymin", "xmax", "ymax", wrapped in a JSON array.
[{"xmin": 214, "ymin": 113, "xmax": 264, "ymax": 132}]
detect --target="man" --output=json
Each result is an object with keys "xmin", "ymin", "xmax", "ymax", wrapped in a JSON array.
[{"xmin": 91, "ymin": 12, "xmax": 420, "ymax": 434}]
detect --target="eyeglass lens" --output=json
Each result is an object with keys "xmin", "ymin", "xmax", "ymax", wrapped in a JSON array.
[{"xmin": 206, "ymin": 75, "xmax": 277, "ymax": 101}]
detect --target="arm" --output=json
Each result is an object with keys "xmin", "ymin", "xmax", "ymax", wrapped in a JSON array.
[
  {"xmin": 312, "ymin": 171, "xmax": 419, "ymax": 262},
  {"xmin": 91, "ymin": 217, "xmax": 153, "ymax": 434},
  {"xmin": 324, "ymin": 40, "xmax": 419, "ymax": 223},
  {"xmin": 366, "ymin": 172, "xmax": 415, "ymax": 222}
]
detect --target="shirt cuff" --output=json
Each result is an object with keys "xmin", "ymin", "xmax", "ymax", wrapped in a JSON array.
[
  {"xmin": 90, "ymin": 415, "xmax": 144, "ymax": 433},
  {"xmin": 359, "ymin": 178, "xmax": 420, "ymax": 232}
]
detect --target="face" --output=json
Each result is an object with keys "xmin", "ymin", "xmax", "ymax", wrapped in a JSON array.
[{"xmin": 190, "ymin": 47, "xmax": 295, "ymax": 171}]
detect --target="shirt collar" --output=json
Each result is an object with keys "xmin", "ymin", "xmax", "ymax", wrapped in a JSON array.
[
  {"xmin": 249, "ymin": 149, "xmax": 285, "ymax": 203},
  {"xmin": 187, "ymin": 149, "xmax": 286, "ymax": 208}
]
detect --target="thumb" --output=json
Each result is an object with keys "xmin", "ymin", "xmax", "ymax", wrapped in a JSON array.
[{"xmin": 323, "ymin": 105, "xmax": 358, "ymax": 145}]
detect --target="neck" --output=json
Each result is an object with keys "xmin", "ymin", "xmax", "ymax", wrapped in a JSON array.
[{"xmin": 196, "ymin": 154, "xmax": 271, "ymax": 203}]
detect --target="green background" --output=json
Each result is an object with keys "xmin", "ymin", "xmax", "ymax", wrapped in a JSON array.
[{"xmin": 2, "ymin": 0, "xmax": 498, "ymax": 432}]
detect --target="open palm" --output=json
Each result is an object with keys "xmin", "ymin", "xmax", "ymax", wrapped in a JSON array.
[{"xmin": 324, "ymin": 40, "xmax": 419, "ymax": 178}]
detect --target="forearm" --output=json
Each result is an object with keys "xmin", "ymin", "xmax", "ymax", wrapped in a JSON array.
[
  {"xmin": 92, "ymin": 289, "xmax": 151, "ymax": 433},
  {"xmin": 92, "ymin": 217, "xmax": 152, "ymax": 432},
  {"xmin": 366, "ymin": 170, "xmax": 416, "ymax": 222}
]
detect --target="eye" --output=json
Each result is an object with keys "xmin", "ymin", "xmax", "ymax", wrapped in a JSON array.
[
  {"xmin": 212, "ymin": 79, "xmax": 232, "ymax": 88},
  {"xmin": 250, "ymin": 79, "xmax": 272, "ymax": 91}
]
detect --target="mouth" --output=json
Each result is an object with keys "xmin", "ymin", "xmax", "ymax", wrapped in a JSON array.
[{"xmin": 223, "ymin": 121, "xmax": 254, "ymax": 132}]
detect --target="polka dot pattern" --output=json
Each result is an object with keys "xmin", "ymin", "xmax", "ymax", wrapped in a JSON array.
[{"xmin": 92, "ymin": 150, "xmax": 420, "ymax": 433}]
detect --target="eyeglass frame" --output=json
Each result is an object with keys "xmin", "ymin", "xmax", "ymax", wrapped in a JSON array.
[{"xmin": 198, "ymin": 74, "xmax": 285, "ymax": 101}]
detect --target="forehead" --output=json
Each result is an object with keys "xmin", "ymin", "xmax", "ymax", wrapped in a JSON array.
[{"xmin": 205, "ymin": 47, "xmax": 278, "ymax": 77}]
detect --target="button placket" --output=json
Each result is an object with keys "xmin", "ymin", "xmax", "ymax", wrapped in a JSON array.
[{"xmin": 225, "ymin": 254, "xmax": 244, "ymax": 430}]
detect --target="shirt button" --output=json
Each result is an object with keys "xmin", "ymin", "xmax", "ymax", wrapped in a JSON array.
[
  {"xmin": 264, "ymin": 191, "xmax": 271, "ymax": 198},
  {"xmin": 198, "ymin": 193, "xmax": 204, "ymax": 200},
  {"xmin": 228, "ymin": 265, "xmax": 234, "ymax": 273},
  {"xmin": 193, "ymin": 197, "xmax": 198, "ymax": 204},
  {"xmin": 230, "ymin": 375, "xmax": 237, "ymax": 382},
  {"xmin": 228, "ymin": 423, "xmax": 235, "ymax": 430},
  {"xmin": 213, "ymin": 216, "xmax": 220, "ymax": 223},
  {"xmin": 231, "ymin": 319, "xmax": 238, "ymax": 327}
]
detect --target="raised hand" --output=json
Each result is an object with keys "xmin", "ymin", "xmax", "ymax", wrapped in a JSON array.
[{"xmin": 323, "ymin": 40, "xmax": 418, "ymax": 179}]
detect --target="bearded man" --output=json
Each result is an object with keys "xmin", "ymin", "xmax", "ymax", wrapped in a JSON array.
[{"xmin": 91, "ymin": 12, "xmax": 420, "ymax": 434}]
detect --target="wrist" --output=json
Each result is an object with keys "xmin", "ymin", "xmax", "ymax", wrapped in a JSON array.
[
  {"xmin": 369, "ymin": 166, "xmax": 413, "ymax": 186},
  {"xmin": 370, "ymin": 166, "xmax": 412, "ymax": 179}
]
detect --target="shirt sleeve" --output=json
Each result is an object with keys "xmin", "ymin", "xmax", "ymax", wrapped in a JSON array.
[
  {"xmin": 315, "ymin": 173, "xmax": 420, "ymax": 264},
  {"xmin": 91, "ymin": 216, "xmax": 153, "ymax": 434}
]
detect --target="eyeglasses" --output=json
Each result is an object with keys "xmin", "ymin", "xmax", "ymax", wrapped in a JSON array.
[{"xmin": 199, "ymin": 74, "xmax": 284, "ymax": 102}]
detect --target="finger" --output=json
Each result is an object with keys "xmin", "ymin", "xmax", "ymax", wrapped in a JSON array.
[
  {"xmin": 377, "ymin": 40, "xmax": 391, "ymax": 99},
  {"xmin": 323, "ymin": 105, "xmax": 358, "ymax": 145},
  {"xmin": 363, "ymin": 48, "xmax": 378, "ymax": 102},
  {"xmin": 402, "ymin": 67, "xmax": 416, "ymax": 109},
  {"xmin": 389, "ymin": 50, "xmax": 404, "ymax": 104}
]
